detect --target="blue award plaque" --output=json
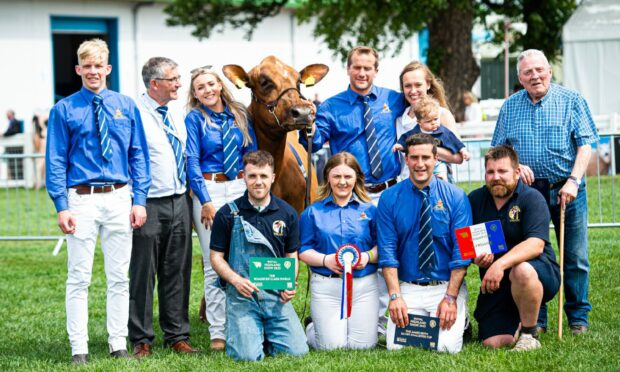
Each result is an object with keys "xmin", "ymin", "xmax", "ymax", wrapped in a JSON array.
[{"xmin": 393, "ymin": 314, "xmax": 440, "ymax": 350}]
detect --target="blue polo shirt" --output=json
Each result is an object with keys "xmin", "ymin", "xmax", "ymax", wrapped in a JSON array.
[
  {"xmin": 397, "ymin": 124, "xmax": 465, "ymax": 154},
  {"xmin": 491, "ymin": 83, "xmax": 598, "ymax": 184},
  {"xmin": 46, "ymin": 87, "xmax": 151, "ymax": 212},
  {"xmin": 377, "ymin": 177, "xmax": 472, "ymax": 282},
  {"xmin": 300, "ymin": 194, "xmax": 377, "ymax": 277},
  {"xmin": 301, "ymin": 85, "xmax": 406, "ymax": 184},
  {"xmin": 185, "ymin": 105, "xmax": 258, "ymax": 204},
  {"xmin": 211, "ymin": 192, "xmax": 300, "ymax": 262}
]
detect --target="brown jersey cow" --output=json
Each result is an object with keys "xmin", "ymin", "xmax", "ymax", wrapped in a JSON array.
[{"xmin": 223, "ymin": 56, "xmax": 329, "ymax": 213}]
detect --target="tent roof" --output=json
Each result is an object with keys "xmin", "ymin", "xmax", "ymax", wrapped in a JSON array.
[{"xmin": 563, "ymin": 0, "xmax": 620, "ymax": 42}]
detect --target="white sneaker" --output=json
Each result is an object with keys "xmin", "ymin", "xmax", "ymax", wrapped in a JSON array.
[{"xmin": 511, "ymin": 333, "xmax": 541, "ymax": 352}]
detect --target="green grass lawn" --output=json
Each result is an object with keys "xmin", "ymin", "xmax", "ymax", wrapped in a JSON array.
[
  {"xmin": 0, "ymin": 230, "xmax": 619, "ymax": 371},
  {"xmin": 1, "ymin": 178, "xmax": 620, "ymax": 370}
]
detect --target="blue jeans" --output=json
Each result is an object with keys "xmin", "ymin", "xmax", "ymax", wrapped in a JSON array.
[
  {"xmin": 224, "ymin": 202, "xmax": 308, "ymax": 361},
  {"xmin": 538, "ymin": 183, "xmax": 591, "ymax": 328},
  {"xmin": 226, "ymin": 287, "xmax": 308, "ymax": 361}
]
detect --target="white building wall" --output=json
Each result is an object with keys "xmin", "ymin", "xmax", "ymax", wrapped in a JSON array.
[{"xmin": 0, "ymin": 0, "xmax": 419, "ymax": 133}]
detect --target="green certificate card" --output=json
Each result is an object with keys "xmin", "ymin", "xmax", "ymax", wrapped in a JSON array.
[{"xmin": 249, "ymin": 257, "xmax": 296, "ymax": 290}]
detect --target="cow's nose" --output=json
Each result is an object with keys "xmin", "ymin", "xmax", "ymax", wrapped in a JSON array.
[{"xmin": 291, "ymin": 106, "xmax": 311, "ymax": 119}]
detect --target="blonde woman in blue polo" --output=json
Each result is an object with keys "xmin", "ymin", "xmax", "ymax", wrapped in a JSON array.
[
  {"xmin": 299, "ymin": 152, "xmax": 379, "ymax": 350},
  {"xmin": 185, "ymin": 67, "xmax": 257, "ymax": 350}
]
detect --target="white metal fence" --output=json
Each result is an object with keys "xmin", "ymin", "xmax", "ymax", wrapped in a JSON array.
[{"xmin": 1, "ymin": 130, "xmax": 618, "ymax": 248}]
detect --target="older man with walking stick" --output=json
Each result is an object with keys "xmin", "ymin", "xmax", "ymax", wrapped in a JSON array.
[{"xmin": 492, "ymin": 49, "xmax": 598, "ymax": 335}]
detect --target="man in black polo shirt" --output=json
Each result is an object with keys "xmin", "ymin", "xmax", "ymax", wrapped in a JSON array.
[
  {"xmin": 468, "ymin": 145, "xmax": 559, "ymax": 351},
  {"xmin": 210, "ymin": 150, "xmax": 308, "ymax": 361}
]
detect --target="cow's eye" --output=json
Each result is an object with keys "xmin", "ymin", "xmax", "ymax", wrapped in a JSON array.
[{"xmin": 259, "ymin": 76, "xmax": 274, "ymax": 92}]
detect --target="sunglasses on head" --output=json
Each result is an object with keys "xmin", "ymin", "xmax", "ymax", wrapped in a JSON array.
[{"xmin": 190, "ymin": 65, "xmax": 213, "ymax": 74}]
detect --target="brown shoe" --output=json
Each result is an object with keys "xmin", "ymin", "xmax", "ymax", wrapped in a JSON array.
[
  {"xmin": 171, "ymin": 340, "xmax": 200, "ymax": 354},
  {"xmin": 210, "ymin": 339, "xmax": 225, "ymax": 351},
  {"xmin": 133, "ymin": 343, "xmax": 151, "ymax": 359}
]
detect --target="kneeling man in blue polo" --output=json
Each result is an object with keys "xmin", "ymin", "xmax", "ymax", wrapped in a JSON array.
[
  {"xmin": 469, "ymin": 145, "xmax": 559, "ymax": 351},
  {"xmin": 210, "ymin": 150, "xmax": 308, "ymax": 361},
  {"xmin": 377, "ymin": 133, "xmax": 472, "ymax": 353}
]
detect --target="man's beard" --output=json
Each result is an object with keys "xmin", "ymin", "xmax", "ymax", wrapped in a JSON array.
[{"xmin": 487, "ymin": 180, "xmax": 517, "ymax": 199}]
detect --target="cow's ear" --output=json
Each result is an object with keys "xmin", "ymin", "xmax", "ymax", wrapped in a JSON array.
[
  {"xmin": 222, "ymin": 65, "xmax": 250, "ymax": 89},
  {"xmin": 300, "ymin": 64, "xmax": 329, "ymax": 87}
]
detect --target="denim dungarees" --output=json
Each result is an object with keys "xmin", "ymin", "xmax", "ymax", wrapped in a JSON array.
[{"xmin": 224, "ymin": 202, "xmax": 308, "ymax": 361}]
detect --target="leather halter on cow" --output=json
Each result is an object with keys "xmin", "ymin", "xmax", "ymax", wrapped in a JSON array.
[{"xmin": 223, "ymin": 56, "xmax": 329, "ymax": 214}]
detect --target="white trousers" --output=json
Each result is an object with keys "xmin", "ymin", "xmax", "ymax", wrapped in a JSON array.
[
  {"xmin": 306, "ymin": 273, "xmax": 379, "ymax": 350},
  {"xmin": 386, "ymin": 282, "xmax": 468, "ymax": 353},
  {"xmin": 192, "ymin": 178, "xmax": 246, "ymax": 340},
  {"xmin": 65, "ymin": 186, "xmax": 132, "ymax": 355}
]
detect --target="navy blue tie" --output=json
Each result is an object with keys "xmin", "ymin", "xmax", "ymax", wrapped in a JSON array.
[
  {"xmin": 360, "ymin": 95, "xmax": 383, "ymax": 179},
  {"xmin": 93, "ymin": 95, "xmax": 112, "ymax": 161},
  {"xmin": 156, "ymin": 106, "xmax": 186, "ymax": 185},
  {"xmin": 212, "ymin": 112, "xmax": 239, "ymax": 180},
  {"xmin": 418, "ymin": 188, "xmax": 435, "ymax": 277}
]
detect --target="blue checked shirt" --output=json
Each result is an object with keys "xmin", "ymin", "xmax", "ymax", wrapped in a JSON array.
[
  {"xmin": 491, "ymin": 83, "xmax": 598, "ymax": 183},
  {"xmin": 185, "ymin": 105, "xmax": 257, "ymax": 204},
  {"xmin": 377, "ymin": 177, "xmax": 472, "ymax": 282},
  {"xmin": 46, "ymin": 87, "xmax": 151, "ymax": 212},
  {"xmin": 300, "ymin": 85, "xmax": 406, "ymax": 184}
]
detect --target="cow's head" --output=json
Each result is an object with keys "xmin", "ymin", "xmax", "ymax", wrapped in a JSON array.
[{"xmin": 223, "ymin": 56, "xmax": 329, "ymax": 132}]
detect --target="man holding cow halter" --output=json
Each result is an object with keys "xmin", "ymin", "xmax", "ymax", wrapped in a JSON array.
[
  {"xmin": 491, "ymin": 49, "xmax": 598, "ymax": 336},
  {"xmin": 300, "ymin": 45, "xmax": 405, "ymax": 337}
]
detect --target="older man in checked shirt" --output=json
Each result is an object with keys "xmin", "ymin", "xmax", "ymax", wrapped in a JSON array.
[{"xmin": 491, "ymin": 49, "xmax": 598, "ymax": 335}]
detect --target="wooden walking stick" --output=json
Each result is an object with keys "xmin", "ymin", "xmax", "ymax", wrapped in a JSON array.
[{"xmin": 558, "ymin": 201, "xmax": 566, "ymax": 339}]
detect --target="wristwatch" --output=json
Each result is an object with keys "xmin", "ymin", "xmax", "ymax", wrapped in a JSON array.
[
  {"xmin": 568, "ymin": 176, "xmax": 581, "ymax": 187},
  {"xmin": 443, "ymin": 294, "xmax": 456, "ymax": 304},
  {"xmin": 390, "ymin": 293, "xmax": 401, "ymax": 301}
]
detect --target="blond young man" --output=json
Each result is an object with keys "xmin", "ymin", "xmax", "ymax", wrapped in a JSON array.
[{"xmin": 46, "ymin": 39, "xmax": 150, "ymax": 364}]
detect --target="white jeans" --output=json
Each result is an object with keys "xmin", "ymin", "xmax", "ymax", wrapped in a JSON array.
[
  {"xmin": 192, "ymin": 178, "xmax": 246, "ymax": 340},
  {"xmin": 65, "ymin": 186, "xmax": 132, "ymax": 355},
  {"xmin": 386, "ymin": 282, "xmax": 468, "ymax": 353},
  {"xmin": 306, "ymin": 273, "xmax": 379, "ymax": 350}
]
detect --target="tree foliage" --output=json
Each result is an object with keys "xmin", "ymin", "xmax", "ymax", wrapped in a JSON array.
[
  {"xmin": 164, "ymin": 0, "xmax": 445, "ymax": 61},
  {"xmin": 164, "ymin": 0, "xmax": 480, "ymax": 115},
  {"xmin": 480, "ymin": 0, "xmax": 578, "ymax": 62},
  {"xmin": 163, "ymin": 0, "xmax": 576, "ymax": 116}
]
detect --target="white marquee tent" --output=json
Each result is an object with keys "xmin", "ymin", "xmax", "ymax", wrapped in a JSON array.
[{"xmin": 563, "ymin": 0, "xmax": 620, "ymax": 116}]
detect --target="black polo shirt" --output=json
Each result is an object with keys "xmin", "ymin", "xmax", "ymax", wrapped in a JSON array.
[
  {"xmin": 468, "ymin": 179, "xmax": 557, "ymax": 278},
  {"xmin": 210, "ymin": 191, "xmax": 300, "ymax": 261}
]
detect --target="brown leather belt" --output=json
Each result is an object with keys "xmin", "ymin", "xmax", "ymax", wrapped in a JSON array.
[
  {"xmin": 202, "ymin": 171, "xmax": 243, "ymax": 182},
  {"xmin": 72, "ymin": 183, "xmax": 126, "ymax": 195},
  {"xmin": 364, "ymin": 177, "xmax": 397, "ymax": 193}
]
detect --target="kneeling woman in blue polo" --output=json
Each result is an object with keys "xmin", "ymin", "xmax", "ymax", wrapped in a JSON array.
[{"xmin": 299, "ymin": 152, "xmax": 379, "ymax": 350}]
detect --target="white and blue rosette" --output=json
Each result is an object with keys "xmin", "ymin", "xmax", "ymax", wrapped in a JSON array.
[{"xmin": 336, "ymin": 244, "xmax": 361, "ymax": 319}]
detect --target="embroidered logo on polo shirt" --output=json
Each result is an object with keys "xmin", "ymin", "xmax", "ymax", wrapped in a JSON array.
[
  {"xmin": 359, "ymin": 212, "xmax": 370, "ymax": 221},
  {"xmin": 114, "ymin": 109, "xmax": 124, "ymax": 119},
  {"xmin": 382, "ymin": 103, "xmax": 391, "ymax": 113},
  {"xmin": 509, "ymin": 205, "xmax": 521, "ymax": 222},
  {"xmin": 272, "ymin": 220, "xmax": 286, "ymax": 236},
  {"xmin": 433, "ymin": 199, "xmax": 445, "ymax": 210}
]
